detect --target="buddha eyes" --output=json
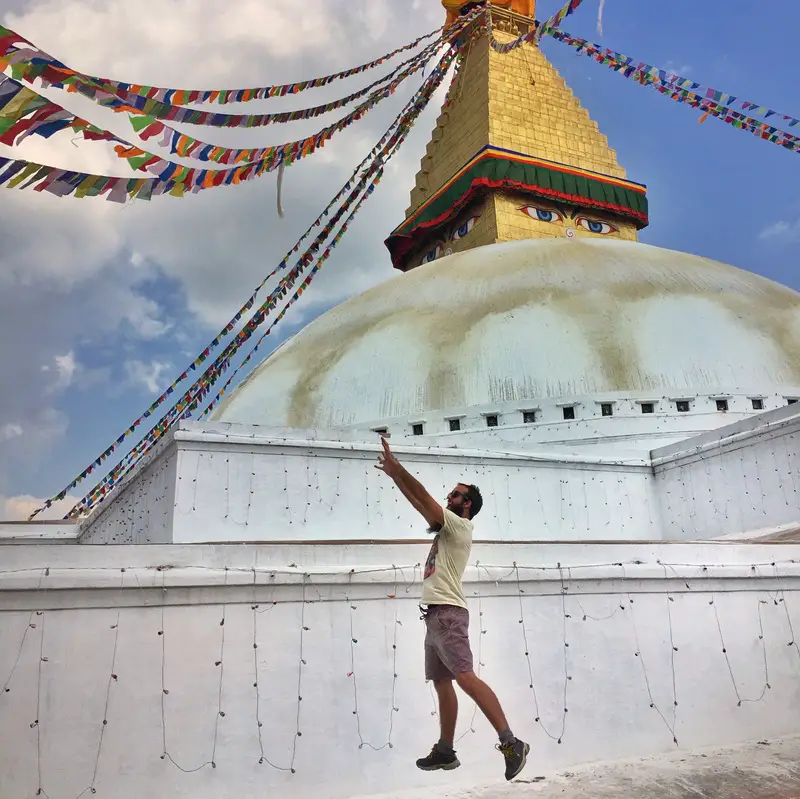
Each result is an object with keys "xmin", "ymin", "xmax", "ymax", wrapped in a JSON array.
[
  {"xmin": 451, "ymin": 215, "xmax": 479, "ymax": 241},
  {"xmin": 423, "ymin": 244, "xmax": 443, "ymax": 263},
  {"xmin": 519, "ymin": 206, "xmax": 617, "ymax": 235},
  {"xmin": 575, "ymin": 217, "xmax": 617, "ymax": 235},
  {"xmin": 519, "ymin": 206, "xmax": 564, "ymax": 223},
  {"xmin": 421, "ymin": 213, "xmax": 481, "ymax": 264}
]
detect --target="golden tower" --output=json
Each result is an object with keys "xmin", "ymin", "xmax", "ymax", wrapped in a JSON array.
[{"xmin": 386, "ymin": 1, "xmax": 648, "ymax": 271}]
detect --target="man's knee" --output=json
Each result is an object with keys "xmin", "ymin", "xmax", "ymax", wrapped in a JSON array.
[{"xmin": 454, "ymin": 670, "xmax": 480, "ymax": 692}]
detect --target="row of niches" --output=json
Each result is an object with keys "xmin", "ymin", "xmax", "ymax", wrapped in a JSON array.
[{"xmin": 366, "ymin": 392, "xmax": 800, "ymax": 438}]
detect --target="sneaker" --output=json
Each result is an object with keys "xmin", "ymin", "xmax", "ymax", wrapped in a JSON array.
[
  {"xmin": 497, "ymin": 738, "xmax": 530, "ymax": 781},
  {"xmin": 416, "ymin": 743, "xmax": 461, "ymax": 772}
]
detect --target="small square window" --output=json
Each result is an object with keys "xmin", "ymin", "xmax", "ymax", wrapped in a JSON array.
[
  {"xmin": 751, "ymin": 398, "xmax": 764, "ymax": 411},
  {"xmin": 412, "ymin": 423, "xmax": 424, "ymax": 436},
  {"xmin": 676, "ymin": 401, "xmax": 690, "ymax": 413},
  {"xmin": 601, "ymin": 403, "xmax": 613, "ymax": 417},
  {"xmin": 485, "ymin": 415, "xmax": 499, "ymax": 428},
  {"xmin": 641, "ymin": 403, "xmax": 655, "ymax": 414},
  {"xmin": 562, "ymin": 406, "xmax": 575, "ymax": 420},
  {"xmin": 448, "ymin": 418, "xmax": 461, "ymax": 432},
  {"xmin": 716, "ymin": 399, "xmax": 729, "ymax": 412},
  {"xmin": 522, "ymin": 410, "xmax": 537, "ymax": 424},
  {"xmin": 788, "ymin": 398, "xmax": 798, "ymax": 406}
]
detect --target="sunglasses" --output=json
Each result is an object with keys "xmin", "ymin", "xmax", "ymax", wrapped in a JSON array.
[{"xmin": 448, "ymin": 490, "xmax": 467, "ymax": 500}]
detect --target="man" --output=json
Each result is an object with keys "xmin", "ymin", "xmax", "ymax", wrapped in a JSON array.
[{"xmin": 375, "ymin": 436, "xmax": 529, "ymax": 781}]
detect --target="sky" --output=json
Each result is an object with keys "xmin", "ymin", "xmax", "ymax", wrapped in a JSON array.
[{"xmin": 0, "ymin": 0, "xmax": 798, "ymax": 520}]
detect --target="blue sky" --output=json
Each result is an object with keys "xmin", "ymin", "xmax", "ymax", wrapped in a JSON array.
[{"xmin": 1, "ymin": 0, "xmax": 798, "ymax": 518}]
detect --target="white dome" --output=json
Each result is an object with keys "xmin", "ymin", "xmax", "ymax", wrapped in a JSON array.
[{"xmin": 213, "ymin": 239, "xmax": 800, "ymax": 428}]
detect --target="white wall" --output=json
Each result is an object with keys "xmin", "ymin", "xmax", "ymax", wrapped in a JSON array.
[
  {"xmin": 0, "ymin": 522, "xmax": 77, "ymax": 544},
  {"xmin": 79, "ymin": 447, "xmax": 178, "ymax": 545},
  {"xmin": 355, "ymin": 390, "xmax": 800, "ymax": 450},
  {"xmin": 653, "ymin": 405, "xmax": 800, "ymax": 540},
  {"xmin": 167, "ymin": 425, "xmax": 656, "ymax": 543},
  {"xmin": 74, "ymin": 404, "xmax": 799, "ymax": 548},
  {"xmin": 2, "ymin": 542, "xmax": 800, "ymax": 799}
]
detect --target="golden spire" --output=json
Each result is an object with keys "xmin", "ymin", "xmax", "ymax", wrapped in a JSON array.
[
  {"xmin": 386, "ymin": 2, "xmax": 648, "ymax": 271},
  {"xmin": 442, "ymin": 1, "xmax": 536, "ymax": 26}
]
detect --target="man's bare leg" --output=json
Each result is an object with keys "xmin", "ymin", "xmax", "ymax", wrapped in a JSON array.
[
  {"xmin": 455, "ymin": 671, "xmax": 530, "ymax": 781},
  {"xmin": 454, "ymin": 671, "xmax": 509, "ymax": 734},
  {"xmin": 434, "ymin": 679, "xmax": 458, "ymax": 748}
]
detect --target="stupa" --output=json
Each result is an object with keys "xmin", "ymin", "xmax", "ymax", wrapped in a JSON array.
[
  {"xmin": 211, "ymin": 0, "xmax": 800, "ymax": 438},
  {"xmin": 1, "ymin": 4, "xmax": 799, "ymax": 798}
]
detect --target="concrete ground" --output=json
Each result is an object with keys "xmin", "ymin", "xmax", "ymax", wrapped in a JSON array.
[{"xmin": 365, "ymin": 737, "xmax": 800, "ymax": 798}]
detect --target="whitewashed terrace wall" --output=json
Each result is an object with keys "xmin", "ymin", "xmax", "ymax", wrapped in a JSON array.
[
  {"xmin": 79, "ymin": 448, "xmax": 178, "ymax": 545},
  {"xmin": 2, "ymin": 542, "xmax": 800, "ymax": 799},
  {"xmin": 362, "ymin": 391, "xmax": 800, "ymax": 449},
  {"xmin": 653, "ymin": 405, "xmax": 800, "ymax": 540},
  {"xmin": 166, "ymin": 425, "xmax": 655, "ymax": 544},
  {"xmin": 0, "ymin": 522, "xmax": 78, "ymax": 545}
]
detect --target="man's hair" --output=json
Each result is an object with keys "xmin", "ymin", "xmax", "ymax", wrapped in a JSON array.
[{"xmin": 462, "ymin": 483, "xmax": 483, "ymax": 519}]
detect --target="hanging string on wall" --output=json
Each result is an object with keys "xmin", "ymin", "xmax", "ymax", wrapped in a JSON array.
[
  {"xmin": 1, "ymin": 569, "xmax": 48, "ymax": 697},
  {"xmin": 347, "ymin": 569, "xmax": 401, "ymax": 751},
  {"xmin": 2, "ymin": 557, "xmax": 800, "ymax": 789},
  {"xmin": 455, "ymin": 568, "xmax": 486, "ymax": 742},
  {"xmin": 711, "ymin": 590, "xmax": 772, "ymax": 707},
  {"xmin": 158, "ymin": 567, "xmax": 229, "ymax": 772},
  {"xmin": 513, "ymin": 564, "xmax": 570, "ymax": 744},
  {"xmin": 250, "ymin": 568, "xmax": 303, "ymax": 772}
]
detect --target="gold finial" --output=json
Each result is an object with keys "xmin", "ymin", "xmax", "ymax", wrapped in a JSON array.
[{"xmin": 442, "ymin": 0, "xmax": 536, "ymax": 26}]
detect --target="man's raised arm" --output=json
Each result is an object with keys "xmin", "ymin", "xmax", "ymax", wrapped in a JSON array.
[{"xmin": 375, "ymin": 437, "xmax": 444, "ymax": 530}]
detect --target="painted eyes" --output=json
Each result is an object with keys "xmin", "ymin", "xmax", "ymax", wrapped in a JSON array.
[
  {"xmin": 422, "ymin": 245, "xmax": 443, "ymax": 263},
  {"xmin": 451, "ymin": 215, "xmax": 479, "ymax": 241},
  {"xmin": 422, "ymin": 213, "xmax": 480, "ymax": 264},
  {"xmin": 519, "ymin": 205, "xmax": 617, "ymax": 235},
  {"xmin": 575, "ymin": 217, "xmax": 617, "ymax": 235},
  {"xmin": 519, "ymin": 206, "xmax": 564, "ymax": 223}
]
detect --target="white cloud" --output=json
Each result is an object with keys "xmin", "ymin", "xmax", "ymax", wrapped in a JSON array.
[
  {"xmin": 124, "ymin": 359, "xmax": 173, "ymax": 394},
  {"xmin": 53, "ymin": 351, "xmax": 77, "ymax": 388},
  {"xmin": 0, "ymin": 423, "xmax": 24, "ymax": 441},
  {"xmin": 1, "ymin": 493, "xmax": 79, "ymax": 521},
  {"xmin": 759, "ymin": 219, "xmax": 800, "ymax": 242},
  {"xmin": 665, "ymin": 60, "xmax": 693, "ymax": 77},
  {"xmin": 0, "ymin": 0, "xmax": 448, "ymax": 501}
]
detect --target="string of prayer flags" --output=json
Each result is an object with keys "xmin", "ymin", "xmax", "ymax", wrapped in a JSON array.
[
  {"xmin": 0, "ymin": 40, "xmax": 438, "ymax": 202},
  {"xmin": 29, "ymin": 41, "xmax": 462, "ymax": 520},
  {"xmin": 487, "ymin": 0, "xmax": 587, "ymax": 54},
  {"xmin": 119, "ymin": 45, "xmax": 437, "ymax": 167},
  {"xmin": 0, "ymin": 22, "xmax": 444, "ymax": 106},
  {"xmin": 548, "ymin": 29, "xmax": 800, "ymax": 136},
  {"xmin": 68, "ymin": 46, "xmax": 459, "ymax": 518},
  {"xmin": 6, "ymin": 35, "xmax": 449, "ymax": 131},
  {"xmin": 538, "ymin": 0, "xmax": 587, "ymax": 36},
  {"xmin": 0, "ymin": 75, "xmax": 123, "ymax": 147}
]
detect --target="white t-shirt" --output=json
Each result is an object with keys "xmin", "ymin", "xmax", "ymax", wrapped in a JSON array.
[{"xmin": 420, "ymin": 508, "xmax": 473, "ymax": 609}]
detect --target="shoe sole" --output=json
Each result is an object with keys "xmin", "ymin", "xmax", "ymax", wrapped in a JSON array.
[
  {"xmin": 506, "ymin": 743, "xmax": 530, "ymax": 781},
  {"xmin": 417, "ymin": 759, "xmax": 461, "ymax": 771}
]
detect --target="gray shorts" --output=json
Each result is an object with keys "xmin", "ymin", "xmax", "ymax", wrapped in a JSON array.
[{"xmin": 423, "ymin": 604, "xmax": 474, "ymax": 681}]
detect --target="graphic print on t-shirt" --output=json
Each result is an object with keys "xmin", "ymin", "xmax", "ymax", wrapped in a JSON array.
[{"xmin": 424, "ymin": 536, "xmax": 439, "ymax": 579}]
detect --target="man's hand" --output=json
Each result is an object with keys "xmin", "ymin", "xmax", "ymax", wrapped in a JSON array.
[
  {"xmin": 374, "ymin": 435, "xmax": 444, "ymax": 530},
  {"xmin": 375, "ymin": 436, "xmax": 402, "ymax": 479}
]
